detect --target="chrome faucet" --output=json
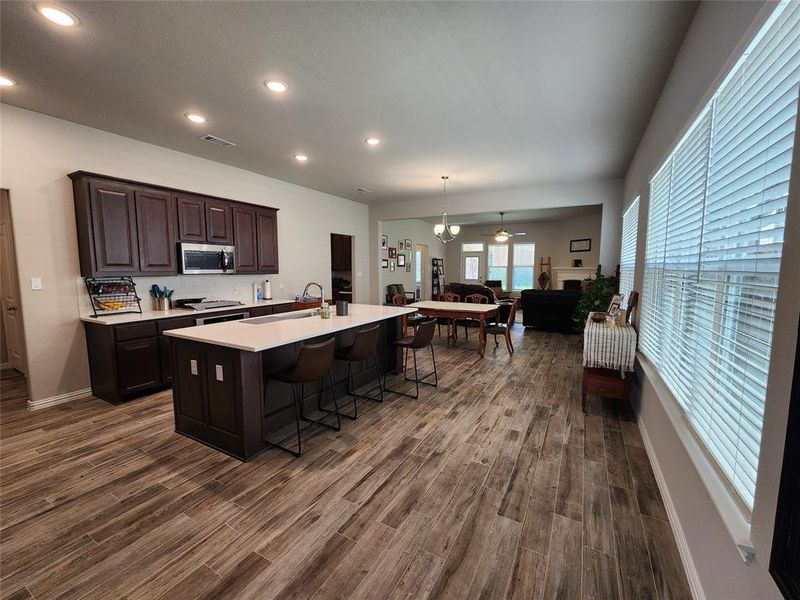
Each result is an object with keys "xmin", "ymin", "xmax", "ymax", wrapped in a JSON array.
[{"xmin": 302, "ymin": 282, "xmax": 324, "ymax": 302}]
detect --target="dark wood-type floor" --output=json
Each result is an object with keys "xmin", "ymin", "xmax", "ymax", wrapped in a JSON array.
[{"xmin": 0, "ymin": 326, "xmax": 692, "ymax": 599}]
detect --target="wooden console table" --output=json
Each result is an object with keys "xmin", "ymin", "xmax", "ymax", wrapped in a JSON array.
[{"xmin": 582, "ymin": 313, "xmax": 637, "ymax": 411}]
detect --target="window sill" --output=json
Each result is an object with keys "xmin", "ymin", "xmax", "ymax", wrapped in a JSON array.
[{"xmin": 636, "ymin": 352, "xmax": 755, "ymax": 564}]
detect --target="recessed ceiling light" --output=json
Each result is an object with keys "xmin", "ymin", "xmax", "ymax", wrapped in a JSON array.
[
  {"xmin": 184, "ymin": 113, "xmax": 207, "ymax": 124},
  {"xmin": 0, "ymin": 75, "xmax": 17, "ymax": 87},
  {"xmin": 265, "ymin": 80, "xmax": 288, "ymax": 93},
  {"xmin": 365, "ymin": 138, "xmax": 381, "ymax": 146},
  {"xmin": 36, "ymin": 4, "xmax": 78, "ymax": 26},
  {"xmin": 294, "ymin": 154, "xmax": 308, "ymax": 162}
]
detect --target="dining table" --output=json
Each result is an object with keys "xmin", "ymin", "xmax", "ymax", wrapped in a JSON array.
[{"xmin": 407, "ymin": 300, "xmax": 499, "ymax": 358}]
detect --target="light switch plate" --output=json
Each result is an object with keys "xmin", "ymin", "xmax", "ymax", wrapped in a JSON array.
[
  {"xmin": 215, "ymin": 364, "xmax": 224, "ymax": 382},
  {"xmin": 31, "ymin": 277, "xmax": 43, "ymax": 290},
  {"xmin": 190, "ymin": 359, "xmax": 198, "ymax": 375}
]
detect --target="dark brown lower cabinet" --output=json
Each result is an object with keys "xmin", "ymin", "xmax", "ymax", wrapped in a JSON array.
[
  {"xmin": 116, "ymin": 338, "xmax": 161, "ymax": 395},
  {"xmin": 158, "ymin": 316, "xmax": 196, "ymax": 384}
]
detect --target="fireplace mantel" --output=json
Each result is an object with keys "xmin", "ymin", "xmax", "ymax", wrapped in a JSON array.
[{"xmin": 551, "ymin": 266, "xmax": 596, "ymax": 290}]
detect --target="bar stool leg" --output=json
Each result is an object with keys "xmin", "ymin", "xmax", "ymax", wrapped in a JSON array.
[
  {"xmin": 300, "ymin": 379, "xmax": 341, "ymax": 431},
  {"xmin": 263, "ymin": 380, "xmax": 302, "ymax": 458}
]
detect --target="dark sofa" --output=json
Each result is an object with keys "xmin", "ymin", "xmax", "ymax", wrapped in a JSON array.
[{"xmin": 520, "ymin": 289, "xmax": 582, "ymax": 333}]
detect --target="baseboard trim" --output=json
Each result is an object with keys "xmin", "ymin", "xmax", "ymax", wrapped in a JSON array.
[
  {"xmin": 639, "ymin": 419, "xmax": 707, "ymax": 600},
  {"xmin": 28, "ymin": 388, "xmax": 92, "ymax": 410}
]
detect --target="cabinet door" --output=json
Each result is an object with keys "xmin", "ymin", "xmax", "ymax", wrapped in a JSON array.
[
  {"xmin": 232, "ymin": 205, "xmax": 258, "ymax": 272},
  {"xmin": 249, "ymin": 306, "xmax": 274, "ymax": 317},
  {"xmin": 256, "ymin": 208, "xmax": 279, "ymax": 273},
  {"xmin": 135, "ymin": 189, "xmax": 176, "ymax": 273},
  {"xmin": 206, "ymin": 199, "xmax": 233, "ymax": 244},
  {"xmin": 116, "ymin": 337, "xmax": 160, "ymax": 394},
  {"xmin": 89, "ymin": 180, "xmax": 140, "ymax": 273},
  {"xmin": 158, "ymin": 316, "xmax": 196, "ymax": 384},
  {"xmin": 175, "ymin": 194, "xmax": 206, "ymax": 242}
]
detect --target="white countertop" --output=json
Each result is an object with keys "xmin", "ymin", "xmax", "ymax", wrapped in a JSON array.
[
  {"xmin": 164, "ymin": 303, "xmax": 417, "ymax": 352},
  {"xmin": 80, "ymin": 298, "xmax": 294, "ymax": 325}
]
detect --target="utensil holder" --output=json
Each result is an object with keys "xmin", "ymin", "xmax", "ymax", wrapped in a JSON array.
[
  {"xmin": 336, "ymin": 301, "xmax": 348, "ymax": 316},
  {"xmin": 153, "ymin": 297, "xmax": 170, "ymax": 311}
]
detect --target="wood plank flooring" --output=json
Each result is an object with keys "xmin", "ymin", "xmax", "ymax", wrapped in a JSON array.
[{"xmin": 0, "ymin": 326, "xmax": 692, "ymax": 599}]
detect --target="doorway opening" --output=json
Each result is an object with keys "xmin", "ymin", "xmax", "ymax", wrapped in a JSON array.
[
  {"xmin": 415, "ymin": 244, "xmax": 428, "ymax": 300},
  {"xmin": 330, "ymin": 233, "xmax": 354, "ymax": 303},
  {"xmin": 1, "ymin": 189, "xmax": 27, "ymax": 375}
]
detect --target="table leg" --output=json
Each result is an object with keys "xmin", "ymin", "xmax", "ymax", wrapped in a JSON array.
[{"xmin": 479, "ymin": 315, "xmax": 486, "ymax": 358}]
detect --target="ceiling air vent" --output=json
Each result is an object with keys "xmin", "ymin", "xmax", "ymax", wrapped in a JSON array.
[
  {"xmin": 199, "ymin": 134, "xmax": 236, "ymax": 147},
  {"xmin": 355, "ymin": 187, "xmax": 370, "ymax": 193}
]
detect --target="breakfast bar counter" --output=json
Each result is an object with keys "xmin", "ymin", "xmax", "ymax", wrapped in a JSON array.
[{"xmin": 164, "ymin": 303, "xmax": 416, "ymax": 460}]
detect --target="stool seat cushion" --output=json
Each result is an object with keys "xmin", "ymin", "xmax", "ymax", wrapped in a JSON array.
[{"xmin": 393, "ymin": 335, "xmax": 416, "ymax": 348}]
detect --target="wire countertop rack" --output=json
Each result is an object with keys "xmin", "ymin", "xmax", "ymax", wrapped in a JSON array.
[{"xmin": 85, "ymin": 277, "xmax": 142, "ymax": 317}]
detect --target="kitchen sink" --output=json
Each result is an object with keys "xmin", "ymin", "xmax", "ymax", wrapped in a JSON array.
[{"xmin": 239, "ymin": 309, "xmax": 320, "ymax": 325}]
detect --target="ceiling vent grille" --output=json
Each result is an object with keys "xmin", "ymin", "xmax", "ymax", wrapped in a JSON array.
[
  {"xmin": 199, "ymin": 134, "xmax": 236, "ymax": 147},
  {"xmin": 356, "ymin": 187, "xmax": 371, "ymax": 193}
]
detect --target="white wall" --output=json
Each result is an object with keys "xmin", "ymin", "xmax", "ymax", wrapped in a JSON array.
[
  {"xmin": 369, "ymin": 179, "xmax": 622, "ymax": 302},
  {"xmin": 621, "ymin": 2, "xmax": 800, "ymax": 598},
  {"xmin": 0, "ymin": 105, "xmax": 371, "ymax": 404},
  {"xmin": 443, "ymin": 212, "xmax": 602, "ymax": 287},
  {"xmin": 378, "ymin": 219, "xmax": 443, "ymax": 302}
]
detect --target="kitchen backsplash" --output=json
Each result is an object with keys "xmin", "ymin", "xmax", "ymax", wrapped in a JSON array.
[{"xmin": 76, "ymin": 274, "xmax": 291, "ymax": 316}]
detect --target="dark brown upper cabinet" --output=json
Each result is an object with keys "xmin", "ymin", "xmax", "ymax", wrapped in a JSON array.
[
  {"xmin": 135, "ymin": 189, "xmax": 176, "ymax": 273},
  {"xmin": 256, "ymin": 208, "xmax": 279, "ymax": 273},
  {"xmin": 87, "ymin": 179, "xmax": 140, "ymax": 274},
  {"xmin": 70, "ymin": 171, "xmax": 279, "ymax": 276},
  {"xmin": 232, "ymin": 205, "xmax": 258, "ymax": 272},
  {"xmin": 175, "ymin": 194, "xmax": 206, "ymax": 242},
  {"xmin": 205, "ymin": 199, "xmax": 233, "ymax": 244}
]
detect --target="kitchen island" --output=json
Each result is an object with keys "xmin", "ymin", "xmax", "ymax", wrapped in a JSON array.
[{"xmin": 164, "ymin": 303, "xmax": 416, "ymax": 460}]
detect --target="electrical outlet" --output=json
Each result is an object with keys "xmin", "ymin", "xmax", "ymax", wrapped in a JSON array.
[
  {"xmin": 215, "ymin": 365, "xmax": 224, "ymax": 382},
  {"xmin": 190, "ymin": 360, "xmax": 198, "ymax": 375},
  {"xmin": 31, "ymin": 277, "xmax": 43, "ymax": 290}
]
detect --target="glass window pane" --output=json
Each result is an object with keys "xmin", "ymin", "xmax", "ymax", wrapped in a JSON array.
[
  {"xmin": 461, "ymin": 243, "xmax": 484, "ymax": 252},
  {"xmin": 464, "ymin": 256, "xmax": 479, "ymax": 280},
  {"xmin": 512, "ymin": 267, "xmax": 534, "ymax": 290},
  {"xmin": 513, "ymin": 244, "xmax": 535, "ymax": 266}
]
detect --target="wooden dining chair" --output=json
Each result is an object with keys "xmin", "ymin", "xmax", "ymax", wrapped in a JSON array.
[
  {"xmin": 392, "ymin": 293, "xmax": 423, "ymax": 336},
  {"xmin": 459, "ymin": 293, "xmax": 488, "ymax": 341},
  {"xmin": 485, "ymin": 298, "xmax": 518, "ymax": 354},
  {"xmin": 437, "ymin": 292, "xmax": 460, "ymax": 340}
]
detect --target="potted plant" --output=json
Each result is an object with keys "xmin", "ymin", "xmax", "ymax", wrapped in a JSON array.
[{"xmin": 573, "ymin": 274, "xmax": 619, "ymax": 332}]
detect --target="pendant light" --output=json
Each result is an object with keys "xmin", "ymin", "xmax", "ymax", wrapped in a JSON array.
[{"xmin": 433, "ymin": 176, "xmax": 460, "ymax": 244}]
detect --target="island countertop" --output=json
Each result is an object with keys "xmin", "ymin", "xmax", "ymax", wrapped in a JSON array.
[{"xmin": 164, "ymin": 303, "xmax": 417, "ymax": 352}]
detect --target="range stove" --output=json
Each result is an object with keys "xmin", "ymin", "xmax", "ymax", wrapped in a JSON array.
[{"xmin": 173, "ymin": 298, "xmax": 243, "ymax": 311}]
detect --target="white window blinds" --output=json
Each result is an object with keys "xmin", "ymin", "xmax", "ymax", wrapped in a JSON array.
[
  {"xmin": 639, "ymin": 0, "xmax": 800, "ymax": 511},
  {"xmin": 619, "ymin": 198, "xmax": 639, "ymax": 309}
]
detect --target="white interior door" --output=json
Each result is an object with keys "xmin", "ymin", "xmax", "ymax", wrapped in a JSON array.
[
  {"xmin": 0, "ymin": 192, "xmax": 26, "ymax": 373},
  {"xmin": 462, "ymin": 252, "xmax": 482, "ymax": 285}
]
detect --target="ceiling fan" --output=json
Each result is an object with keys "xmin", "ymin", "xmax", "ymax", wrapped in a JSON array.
[{"xmin": 481, "ymin": 212, "xmax": 527, "ymax": 242}]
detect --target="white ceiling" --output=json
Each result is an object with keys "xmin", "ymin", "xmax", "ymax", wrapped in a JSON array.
[
  {"xmin": 0, "ymin": 1, "xmax": 696, "ymax": 203},
  {"xmin": 419, "ymin": 205, "xmax": 602, "ymax": 226}
]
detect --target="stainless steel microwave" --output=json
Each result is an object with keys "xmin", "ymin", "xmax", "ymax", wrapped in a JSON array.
[{"xmin": 179, "ymin": 243, "xmax": 236, "ymax": 274}]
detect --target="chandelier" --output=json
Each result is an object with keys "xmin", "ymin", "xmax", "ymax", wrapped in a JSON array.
[{"xmin": 433, "ymin": 176, "xmax": 460, "ymax": 243}]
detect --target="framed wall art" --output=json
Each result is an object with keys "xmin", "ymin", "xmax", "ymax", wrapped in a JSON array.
[{"xmin": 570, "ymin": 238, "xmax": 591, "ymax": 252}]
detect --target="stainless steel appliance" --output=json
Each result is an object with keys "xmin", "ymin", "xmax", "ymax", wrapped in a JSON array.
[
  {"xmin": 195, "ymin": 311, "xmax": 249, "ymax": 326},
  {"xmin": 179, "ymin": 243, "xmax": 235, "ymax": 274}
]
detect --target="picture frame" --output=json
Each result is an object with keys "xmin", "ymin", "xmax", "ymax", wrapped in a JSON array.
[
  {"xmin": 406, "ymin": 263, "xmax": 412, "ymax": 272},
  {"xmin": 389, "ymin": 260, "xmax": 396, "ymax": 272},
  {"xmin": 380, "ymin": 235, "xmax": 388, "ymax": 250},
  {"xmin": 607, "ymin": 294, "xmax": 623, "ymax": 317},
  {"xmin": 572, "ymin": 259, "xmax": 583, "ymax": 268},
  {"xmin": 405, "ymin": 239, "xmax": 412, "ymax": 251},
  {"xmin": 398, "ymin": 240, "xmax": 404, "ymax": 252},
  {"xmin": 570, "ymin": 238, "xmax": 591, "ymax": 252},
  {"xmin": 388, "ymin": 247, "xmax": 397, "ymax": 259},
  {"xmin": 397, "ymin": 254, "xmax": 406, "ymax": 267},
  {"xmin": 381, "ymin": 259, "xmax": 389, "ymax": 269}
]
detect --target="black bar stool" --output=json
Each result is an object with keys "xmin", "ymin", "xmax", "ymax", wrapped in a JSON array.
[
  {"xmin": 264, "ymin": 337, "xmax": 340, "ymax": 457},
  {"xmin": 334, "ymin": 324, "xmax": 384, "ymax": 420},
  {"xmin": 384, "ymin": 319, "xmax": 438, "ymax": 399}
]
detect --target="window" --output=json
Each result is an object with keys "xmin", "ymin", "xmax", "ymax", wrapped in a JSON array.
[
  {"xmin": 461, "ymin": 242, "xmax": 484, "ymax": 252},
  {"xmin": 512, "ymin": 244, "xmax": 535, "ymax": 290},
  {"xmin": 487, "ymin": 245, "xmax": 509, "ymax": 289},
  {"xmin": 464, "ymin": 256, "xmax": 480, "ymax": 281},
  {"xmin": 639, "ymin": 0, "xmax": 800, "ymax": 512},
  {"xmin": 619, "ymin": 198, "xmax": 639, "ymax": 308}
]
